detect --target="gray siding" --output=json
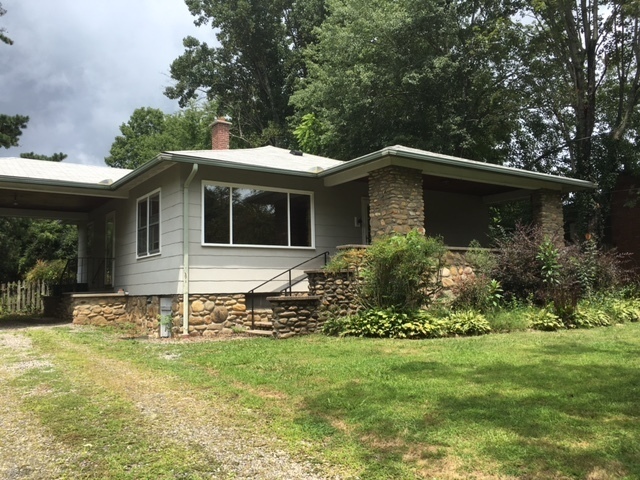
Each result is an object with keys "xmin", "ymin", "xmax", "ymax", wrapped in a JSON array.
[{"xmin": 185, "ymin": 164, "xmax": 366, "ymax": 294}]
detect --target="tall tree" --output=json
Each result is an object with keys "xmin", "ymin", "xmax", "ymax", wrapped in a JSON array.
[
  {"xmin": 513, "ymin": 0, "xmax": 640, "ymax": 236},
  {"xmin": 165, "ymin": 0, "xmax": 326, "ymax": 148},
  {"xmin": 291, "ymin": 0, "xmax": 525, "ymax": 161},
  {"xmin": 105, "ymin": 101, "xmax": 218, "ymax": 169},
  {"xmin": 0, "ymin": 3, "xmax": 29, "ymax": 149}
]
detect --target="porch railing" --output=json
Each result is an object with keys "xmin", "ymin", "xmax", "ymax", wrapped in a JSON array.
[
  {"xmin": 246, "ymin": 251, "xmax": 329, "ymax": 328},
  {"xmin": 55, "ymin": 257, "xmax": 114, "ymax": 294}
]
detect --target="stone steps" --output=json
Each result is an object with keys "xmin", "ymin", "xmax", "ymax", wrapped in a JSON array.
[
  {"xmin": 246, "ymin": 329, "xmax": 275, "ymax": 338},
  {"xmin": 252, "ymin": 321, "xmax": 274, "ymax": 329}
]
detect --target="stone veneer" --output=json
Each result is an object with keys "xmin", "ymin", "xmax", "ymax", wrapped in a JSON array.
[
  {"xmin": 531, "ymin": 189, "xmax": 564, "ymax": 244},
  {"xmin": 267, "ymin": 295, "xmax": 321, "ymax": 339},
  {"xmin": 368, "ymin": 166, "xmax": 425, "ymax": 240},
  {"xmin": 59, "ymin": 292, "xmax": 272, "ymax": 338},
  {"xmin": 306, "ymin": 269, "xmax": 361, "ymax": 318}
]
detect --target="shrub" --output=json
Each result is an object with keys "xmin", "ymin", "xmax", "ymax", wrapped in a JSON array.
[
  {"xmin": 525, "ymin": 308, "xmax": 565, "ymax": 331},
  {"xmin": 25, "ymin": 259, "xmax": 67, "ymax": 284},
  {"xmin": 464, "ymin": 239, "xmax": 496, "ymax": 276},
  {"xmin": 452, "ymin": 276, "xmax": 503, "ymax": 313},
  {"xmin": 359, "ymin": 230, "xmax": 446, "ymax": 309},
  {"xmin": 446, "ymin": 310, "xmax": 492, "ymax": 336}
]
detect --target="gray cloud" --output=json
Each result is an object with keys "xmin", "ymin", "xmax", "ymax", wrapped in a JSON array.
[{"xmin": 0, "ymin": 0, "xmax": 209, "ymax": 165}]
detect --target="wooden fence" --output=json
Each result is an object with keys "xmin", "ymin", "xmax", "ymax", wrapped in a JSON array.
[{"xmin": 0, "ymin": 280, "xmax": 50, "ymax": 314}]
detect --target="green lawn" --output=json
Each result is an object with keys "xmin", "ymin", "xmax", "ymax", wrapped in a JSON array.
[{"xmin": 12, "ymin": 323, "xmax": 640, "ymax": 479}]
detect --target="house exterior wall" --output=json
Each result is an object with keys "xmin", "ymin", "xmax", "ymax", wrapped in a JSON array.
[
  {"xmin": 424, "ymin": 190, "xmax": 490, "ymax": 247},
  {"xmin": 185, "ymin": 164, "xmax": 367, "ymax": 294},
  {"xmin": 88, "ymin": 165, "xmax": 184, "ymax": 296}
]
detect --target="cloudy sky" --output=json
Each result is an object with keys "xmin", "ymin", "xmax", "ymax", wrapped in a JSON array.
[{"xmin": 0, "ymin": 0, "xmax": 210, "ymax": 166}]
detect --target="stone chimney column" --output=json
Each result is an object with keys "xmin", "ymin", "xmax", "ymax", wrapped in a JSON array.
[
  {"xmin": 531, "ymin": 189, "xmax": 564, "ymax": 245},
  {"xmin": 211, "ymin": 118, "xmax": 231, "ymax": 150}
]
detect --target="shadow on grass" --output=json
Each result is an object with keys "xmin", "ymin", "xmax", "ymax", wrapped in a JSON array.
[
  {"xmin": 300, "ymin": 350, "xmax": 640, "ymax": 478},
  {"xmin": 0, "ymin": 315, "xmax": 71, "ymax": 330}
]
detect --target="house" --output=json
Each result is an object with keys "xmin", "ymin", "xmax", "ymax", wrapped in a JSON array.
[
  {"xmin": 610, "ymin": 173, "xmax": 640, "ymax": 271},
  {"xmin": 0, "ymin": 120, "xmax": 596, "ymax": 335}
]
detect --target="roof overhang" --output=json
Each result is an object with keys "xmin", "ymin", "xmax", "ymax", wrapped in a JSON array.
[{"xmin": 321, "ymin": 146, "xmax": 597, "ymax": 193}]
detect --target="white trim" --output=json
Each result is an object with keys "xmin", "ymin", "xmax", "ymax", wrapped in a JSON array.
[
  {"xmin": 136, "ymin": 188, "xmax": 162, "ymax": 259},
  {"xmin": 201, "ymin": 180, "xmax": 315, "ymax": 248}
]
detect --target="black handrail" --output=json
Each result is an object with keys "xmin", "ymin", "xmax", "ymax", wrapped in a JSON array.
[{"xmin": 246, "ymin": 251, "xmax": 329, "ymax": 328}]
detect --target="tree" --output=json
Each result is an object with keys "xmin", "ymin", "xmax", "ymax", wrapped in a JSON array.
[
  {"xmin": 105, "ymin": 101, "xmax": 218, "ymax": 169},
  {"xmin": 20, "ymin": 152, "xmax": 68, "ymax": 162},
  {"xmin": 291, "ymin": 0, "xmax": 525, "ymax": 161},
  {"xmin": 165, "ymin": 0, "xmax": 326, "ymax": 148},
  {"xmin": 512, "ymin": 0, "xmax": 640, "ymax": 237},
  {"xmin": 0, "ymin": 3, "xmax": 29, "ymax": 149}
]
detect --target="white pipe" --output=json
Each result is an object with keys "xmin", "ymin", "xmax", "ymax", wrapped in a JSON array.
[{"xmin": 182, "ymin": 163, "xmax": 199, "ymax": 335}]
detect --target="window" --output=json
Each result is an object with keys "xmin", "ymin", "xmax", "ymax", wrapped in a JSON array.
[
  {"xmin": 137, "ymin": 190, "xmax": 160, "ymax": 257},
  {"xmin": 203, "ymin": 182, "xmax": 313, "ymax": 247}
]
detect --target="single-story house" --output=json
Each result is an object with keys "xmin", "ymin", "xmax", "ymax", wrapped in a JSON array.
[{"xmin": 0, "ymin": 120, "xmax": 596, "ymax": 335}]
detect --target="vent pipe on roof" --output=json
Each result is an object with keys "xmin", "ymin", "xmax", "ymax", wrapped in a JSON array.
[{"xmin": 211, "ymin": 118, "xmax": 231, "ymax": 150}]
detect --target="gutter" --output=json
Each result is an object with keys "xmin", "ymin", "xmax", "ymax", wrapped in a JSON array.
[{"xmin": 182, "ymin": 163, "xmax": 199, "ymax": 336}]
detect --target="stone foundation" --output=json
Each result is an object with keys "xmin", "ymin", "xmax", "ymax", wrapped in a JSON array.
[{"xmin": 58, "ymin": 292, "xmax": 273, "ymax": 338}]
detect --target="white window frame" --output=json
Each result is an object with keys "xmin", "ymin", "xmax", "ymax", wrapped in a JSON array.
[
  {"xmin": 136, "ymin": 188, "xmax": 161, "ymax": 259},
  {"xmin": 201, "ymin": 180, "xmax": 315, "ymax": 249}
]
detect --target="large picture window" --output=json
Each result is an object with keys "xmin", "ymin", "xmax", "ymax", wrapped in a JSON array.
[
  {"xmin": 203, "ymin": 182, "xmax": 313, "ymax": 247},
  {"xmin": 137, "ymin": 190, "xmax": 160, "ymax": 257}
]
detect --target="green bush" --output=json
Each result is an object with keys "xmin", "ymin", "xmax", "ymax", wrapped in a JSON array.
[
  {"xmin": 446, "ymin": 310, "xmax": 492, "ymax": 336},
  {"xmin": 451, "ymin": 276, "xmax": 503, "ymax": 313},
  {"xmin": 360, "ymin": 230, "xmax": 446, "ymax": 310},
  {"xmin": 25, "ymin": 259, "xmax": 67, "ymax": 284},
  {"xmin": 526, "ymin": 308, "xmax": 565, "ymax": 331}
]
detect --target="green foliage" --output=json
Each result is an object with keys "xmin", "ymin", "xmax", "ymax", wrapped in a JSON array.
[
  {"xmin": 486, "ymin": 307, "xmax": 532, "ymax": 333},
  {"xmin": 464, "ymin": 240, "xmax": 496, "ymax": 276},
  {"xmin": 323, "ymin": 308, "xmax": 491, "ymax": 339},
  {"xmin": 536, "ymin": 239, "xmax": 561, "ymax": 289},
  {"xmin": 572, "ymin": 306, "xmax": 612, "ymax": 329},
  {"xmin": 525, "ymin": 309, "xmax": 565, "ymax": 332},
  {"xmin": 291, "ymin": 0, "xmax": 523, "ymax": 160},
  {"xmin": 323, "ymin": 248, "xmax": 364, "ymax": 273},
  {"xmin": 25, "ymin": 259, "xmax": 66, "ymax": 284},
  {"xmin": 166, "ymin": 0, "xmax": 325, "ymax": 148},
  {"xmin": 0, "ymin": 113, "xmax": 29, "ymax": 149},
  {"xmin": 20, "ymin": 152, "xmax": 67, "ymax": 162},
  {"xmin": 360, "ymin": 231, "xmax": 446, "ymax": 310},
  {"xmin": 105, "ymin": 101, "xmax": 218, "ymax": 169},
  {"xmin": 452, "ymin": 276, "xmax": 503, "ymax": 313},
  {"xmin": 446, "ymin": 310, "xmax": 492, "ymax": 336}
]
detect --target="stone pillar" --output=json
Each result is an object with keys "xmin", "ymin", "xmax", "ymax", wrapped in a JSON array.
[
  {"xmin": 531, "ymin": 189, "xmax": 564, "ymax": 243},
  {"xmin": 368, "ymin": 166, "xmax": 424, "ymax": 240}
]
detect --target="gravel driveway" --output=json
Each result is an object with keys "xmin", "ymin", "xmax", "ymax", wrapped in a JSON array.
[{"xmin": 0, "ymin": 324, "xmax": 338, "ymax": 479}]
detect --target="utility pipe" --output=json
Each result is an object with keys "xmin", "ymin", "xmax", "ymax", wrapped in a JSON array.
[{"xmin": 182, "ymin": 163, "xmax": 199, "ymax": 335}]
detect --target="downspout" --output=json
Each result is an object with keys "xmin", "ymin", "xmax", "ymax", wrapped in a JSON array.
[{"xmin": 182, "ymin": 163, "xmax": 199, "ymax": 336}]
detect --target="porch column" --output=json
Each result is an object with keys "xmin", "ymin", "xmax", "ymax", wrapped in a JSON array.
[
  {"xmin": 531, "ymin": 189, "xmax": 564, "ymax": 244},
  {"xmin": 77, "ymin": 222, "xmax": 88, "ymax": 283},
  {"xmin": 368, "ymin": 166, "xmax": 424, "ymax": 241}
]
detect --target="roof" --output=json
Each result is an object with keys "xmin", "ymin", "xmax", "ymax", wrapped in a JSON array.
[
  {"xmin": 0, "ymin": 157, "xmax": 131, "ymax": 185},
  {"xmin": 165, "ymin": 146, "xmax": 344, "ymax": 175},
  {"xmin": 0, "ymin": 145, "xmax": 597, "ymax": 202},
  {"xmin": 320, "ymin": 145, "xmax": 597, "ymax": 192}
]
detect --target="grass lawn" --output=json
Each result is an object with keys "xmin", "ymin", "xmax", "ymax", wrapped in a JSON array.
[{"xmin": 7, "ymin": 322, "xmax": 640, "ymax": 479}]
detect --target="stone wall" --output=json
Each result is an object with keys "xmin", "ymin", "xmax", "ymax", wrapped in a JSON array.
[
  {"xmin": 307, "ymin": 269, "xmax": 361, "ymax": 318},
  {"xmin": 61, "ymin": 292, "xmax": 272, "ymax": 338},
  {"xmin": 268, "ymin": 295, "xmax": 321, "ymax": 339},
  {"xmin": 368, "ymin": 166, "xmax": 425, "ymax": 240}
]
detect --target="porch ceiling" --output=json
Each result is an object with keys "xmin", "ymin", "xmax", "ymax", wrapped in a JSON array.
[{"xmin": 0, "ymin": 188, "xmax": 112, "ymax": 220}]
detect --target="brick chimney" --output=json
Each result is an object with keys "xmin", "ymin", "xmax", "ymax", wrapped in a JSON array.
[{"xmin": 211, "ymin": 118, "xmax": 231, "ymax": 150}]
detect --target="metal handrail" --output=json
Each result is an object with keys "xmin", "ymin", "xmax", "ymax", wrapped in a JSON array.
[{"xmin": 246, "ymin": 251, "xmax": 329, "ymax": 328}]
